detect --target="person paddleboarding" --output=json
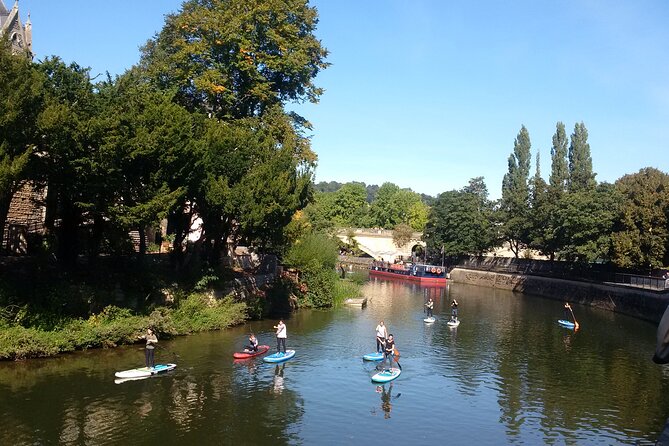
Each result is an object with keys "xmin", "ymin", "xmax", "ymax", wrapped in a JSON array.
[
  {"xmin": 274, "ymin": 320, "xmax": 287, "ymax": 355},
  {"xmin": 375, "ymin": 320, "xmax": 388, "ymax": 353}
]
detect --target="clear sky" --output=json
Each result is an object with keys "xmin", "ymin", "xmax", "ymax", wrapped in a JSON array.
[{"xmin": 17, "ymin": 0, "xmax": 669, "ymax": 199}]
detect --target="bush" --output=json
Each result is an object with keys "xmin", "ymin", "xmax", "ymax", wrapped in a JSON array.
[{"xmin": 0, "ymin": 293, "xmax": 248, "ymax": 360}]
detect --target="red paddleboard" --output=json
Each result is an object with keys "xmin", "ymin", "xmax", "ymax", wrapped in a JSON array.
[{"xmin": 233, "ymin": 345, "xmax": 270, "ymax": 359}]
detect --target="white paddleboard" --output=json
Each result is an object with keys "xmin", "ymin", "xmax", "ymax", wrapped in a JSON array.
[
  {"xmin": 423, "ymin": 317, "xmax": 436, "ymax": 323},
  {"xmin": 447, "ymin": 319, "xmax": 460, "ymax": 327},
  {"xmin": 115, "ymin": 363, "xmax": 176, "ymax": 379}
]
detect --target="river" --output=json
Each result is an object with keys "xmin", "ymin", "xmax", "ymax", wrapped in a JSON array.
[{"xmin": 1, "ymin": 278, "xmax": 668, "ymax": 445}]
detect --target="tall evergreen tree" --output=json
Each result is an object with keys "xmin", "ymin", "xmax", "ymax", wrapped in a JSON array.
[
  {"xmin": 549, "ymin": 121, "xmax": 569, "ymax": 196},
  {"xmin": 529, "ymin": 151, "xmax": 550, "ymax": 255},
  {"xmin": 500, "ymin": 125, "xmax": 532, "ymax": 257},
  {"xmin": 568, "ymin": 122, "xmax": 596, "ymax": 192}
]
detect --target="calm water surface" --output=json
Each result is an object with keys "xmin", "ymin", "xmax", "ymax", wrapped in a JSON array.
[{"xmin": 1, "ymin": 279, "xmax": 668, "ymax": 445}]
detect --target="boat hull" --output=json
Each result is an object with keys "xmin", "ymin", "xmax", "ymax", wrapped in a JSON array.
[{"xmin": 369, "ymin": 268, "xmax": 447, "ymax": 286}]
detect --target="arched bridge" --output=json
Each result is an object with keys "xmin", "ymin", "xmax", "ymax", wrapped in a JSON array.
[{"xmin": 336, "ymin": 228, "xmax": 425, "ymax": 262}]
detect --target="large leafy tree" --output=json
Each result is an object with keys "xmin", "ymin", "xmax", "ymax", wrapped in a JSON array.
[
  {"xmin": 34, "ymin": 57, "xmax": 100, "ymax": 265},
  {"xmin": 553, "ymin": 184, "xmax": 621, "ymax": 263},
  {"xmin": 0, "ymin": 41, "xmax": 43, "ymax": 250},
  {"xmin": 424, "ymin": 178, "xmax": 496, "ymax": 258},
  {"xmin": 611, "ymin": 168, "xmax": 669, "ymax": 269},
  {"xmin": 368, "ymin": 182, "xmax": 424, "ymax": 229},
  {"xmin": 97, "ymin": 70, "xmax": 199, "ymax": 257},
  {"xmin": 500, "ymin": 126, "xmax": 532, "ymax": 257},
  {"xmin": 140, "ymin": 0, "xmax": 329, "ymax": 120},
  {"xmin": 196, "ymin": 106, "xmax": 314, "ymax": 262},
  {"xmin": 568, "ymin": 122, "xmax": 596, "ymax": 192}
]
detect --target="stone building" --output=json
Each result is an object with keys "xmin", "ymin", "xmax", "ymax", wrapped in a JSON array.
[
  {"xmin": 0, "ymin": 0, "xmax": 32, "ymax": 58},
  {"xmin": 1, "ymin": 1, "xmax": 42, "ymax": 254}
]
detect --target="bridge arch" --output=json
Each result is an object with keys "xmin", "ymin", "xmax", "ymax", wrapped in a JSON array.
[{"xmin": 337, "ymin": 228, "xmax": 425, "ymax": 262}]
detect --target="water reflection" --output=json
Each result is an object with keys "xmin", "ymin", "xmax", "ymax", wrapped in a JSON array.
[
  {"xmin": 271, "ymin": 364, "xmax": 286, "ymax": 394},
  {"xmin": 0, "ymin": 281, "xmax": 668, "ymax": 445},
  {"xmin": 372, "ymin": 383, "xmax": 399, "ymax": 419}
]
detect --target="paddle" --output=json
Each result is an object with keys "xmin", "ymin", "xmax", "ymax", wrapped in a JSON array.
[
  {"xmin": 567, "ymin": 305, "xmax": 580, "ymax": 330},
  {"xmin": 393, "ymin": 348, "xmax": 402, "ymax": 371}
]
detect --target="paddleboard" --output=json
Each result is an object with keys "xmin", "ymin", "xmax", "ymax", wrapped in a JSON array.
[
  {"xmin": 363, "ymin": 352, "xmax": 384, "ymax": 361},
  {"xmin": 423, "ymin": 316, "xmax": 436, "ymax": 323},
  {"xmin": 558, "ymin": 319, "xmax": 576, "ymax": 329},
  {"xmin": 115, "ymin": 363, "xmax": 176, "ymax": 380},
  {"xmin": 447, "ymin": 319, "xmax": 460, "ymax": 327},
  {"xmin": 233, "ymin": 345, "xmax": 270, "ymax": 359},
  {"xmin": 371, "ymin": 367, "xmax": 401, "ymax": 383},
  {"xmin": 263, "ymin": 350, "xmax": 296, "ymax": 363}
]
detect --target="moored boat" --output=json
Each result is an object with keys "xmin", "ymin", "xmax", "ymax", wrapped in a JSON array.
[{"xmin": 369, "ymin": 261, "xmax": 448, "ymax": 286}]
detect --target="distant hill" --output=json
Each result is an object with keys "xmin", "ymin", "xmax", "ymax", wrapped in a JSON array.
[{"xmin": 313, "ymin": 181, "xmax": 435, "ymax": 205}]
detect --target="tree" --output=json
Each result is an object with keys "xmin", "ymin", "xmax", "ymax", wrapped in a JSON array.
[
  {"xmin": 549, "ymin": 121, "xmax": 569, "ymax": 196},
  {"xmin": 500, "ymin": 126, "xmax": 532, "ymax": 257},
  {"xmin": 553, "ymin": 184, "xmax": 621, "ymax": 263},
  {"xmin": 611, "ymin": 168, "xmax": 669, "ymax": 269},
  {"xmin": 0, "ymin": 41, "xmax": 43, "ymax": 251},
  {"xmin": 368, "ymin": 183, "xmax": 424, "ymax": 229},
  {"xmin": 392, "ymin": 223, "xmax": 414, "ymax": 248},
  {"xmin": 528, "ymin": 151, "xmax": 551, "ymax": 257},
  {"xmin": 568, "ymin": 122, "xmax": 596, "ymax": 192},
  {"xmin": 97, "ymin": 70, "xmax": 198, "ymax": 257},
  {"xmin": 331, "ymin": 183, "xmax": 368, "ymax": 227},
  {"xmin": 34, "ymin": 57, "xmax": 100, "ymax": 265},
  {"xmin": 424, "ymin": 178, "xmax": 496, "ymax": 258},
  {"xmin": 140, "ymin": 0, "xmax": 329, "ymax": 121}
]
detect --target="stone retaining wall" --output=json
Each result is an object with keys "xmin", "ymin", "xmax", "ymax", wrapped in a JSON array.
[{"xmin": 451, "ymin": 267, "xmax": 669, "ymax": 323}]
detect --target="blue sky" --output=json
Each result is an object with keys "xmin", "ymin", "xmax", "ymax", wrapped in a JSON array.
[{"xmin": 18, "ymin": 0, "xmax": 669, "ymax": 199}]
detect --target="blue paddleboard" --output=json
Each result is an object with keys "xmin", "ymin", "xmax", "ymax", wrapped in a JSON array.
[
  {"xmin": 558, "ymin": 319, "xmax": 576, "ymax": 329},
  {"xmin": 363, "ymin": 352, "xmax": 384, "ymax": 361},
  {"xmin": 371, "ymin": 367, "xmax": 401, "ymax": 383},
  {"xmin": 263, "ymin": 350, "xmax": 296, "ymax": 363}
]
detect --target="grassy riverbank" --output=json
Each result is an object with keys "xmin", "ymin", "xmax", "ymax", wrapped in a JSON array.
[{"xmin": 0, "ymin": 294, "xmax": 247, "ymax": 360}]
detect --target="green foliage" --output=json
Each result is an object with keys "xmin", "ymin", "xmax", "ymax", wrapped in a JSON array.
[
  {"xmin": 331, "ymin": 277, "xmax": 362, "ymax": 307},
  {"xmin": 0, "ymin": 295, "xmax": 247, "ymax": 360},
  {"xmin": 424, "ymin": 180, "xmax": 497, "ymax": 258},
  {"xmin": 553, "ymin": 184, "xmax": 622, "ymax": 263},
  {"xmin": 0, "ymin": 41, "xmax": 43, "ymax": 243},
  {"xmin": 549, "ymin": 122, "xmax": 569, "ymax": 196},
  {"xmin": 282, "ymin": 231, "xmax": 341, "ymax": 308},
  {"xmin": 392, "ymin": 223, "xmax": 414, "ymax": 248},
  {"xmin": 500, "ymin": 126, "xmax": 532, "ymax": 257},
  {"xmin": 283, "ymin": 232, "xmax": 338, "ymax": 273},
  {"xmin": 611, "ymin": 168, "xmax": 669, "ymax": 268},
  {"xmin": 568, "ymin": 122, "xmax": 596, "ymax": 192},
  {"xmin": 141, "ymin": 0, "xmax": 329, "ymax": 121}
]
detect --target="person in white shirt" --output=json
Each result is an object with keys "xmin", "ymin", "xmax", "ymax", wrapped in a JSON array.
[
  {"xmin": 274, "ymin": 320, "xmax": 287, "ymax": 355},
  {"xmin": 375, "ymin": 321, "xmax": 388, "ymax": 353}
]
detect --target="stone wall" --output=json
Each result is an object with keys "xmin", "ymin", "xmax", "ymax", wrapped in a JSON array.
[{"xmin": 451, "ymin": 267, "xmax": 669, "ymax": 323}]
